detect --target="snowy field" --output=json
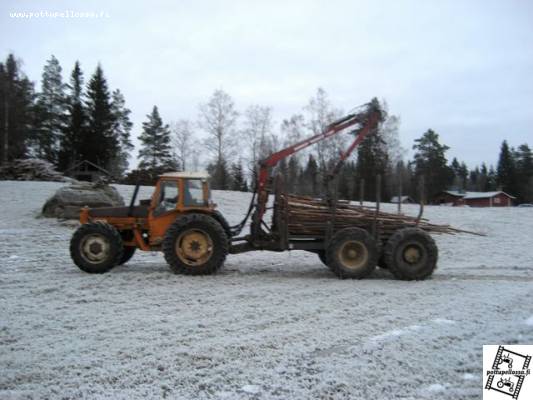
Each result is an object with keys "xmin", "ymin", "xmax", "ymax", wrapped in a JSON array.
[{"xmin": 1, "ymin": 181, "xmax": 532, "ymax": 400}]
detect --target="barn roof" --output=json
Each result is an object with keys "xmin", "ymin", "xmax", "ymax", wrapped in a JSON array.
[
  {"xmin": 443, "ymin": 190, "xmax": 516, "ymax": 199},
  {"xmin": 463, "ymin": 191, "xmax": 516, "ymax": 199},
  {"xmin": 65, "ymin": 160, "xmax": 111, "ymax": 175},
  {"xmin": 443, "ymin": 190, "xmax": 465, "ymax": 197},
  {"xmin": 160, "ymin": 171, "xmax": 209, "ymax": 179}
]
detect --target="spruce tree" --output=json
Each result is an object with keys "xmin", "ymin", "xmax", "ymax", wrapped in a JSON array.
[
  {"xmin": 230, "ymin": 162, "xmax": 247, "ymax": 191},
  {"xmin": 450, "ymin": 157, "xmax": 460, "ymax": 189},
  {"xmin": 207, "ymin": 159, "xmax": 231, "ymax": 190},
  {"xmin": 287, "ymin": 156, "xmax": 300, "ymax": 194},
  {"xmin": 468, "ymin": 166, "xmax": 480, "ymax": 191},
  {"xmin": 302, "ymin": 154, "xmax": 319, "ymax": 196},
  {"xmin": 496, "ymin": 140, "xmax": 517, "ymax": 195},
  {"xmin": 412, "ymin": 129, "xmax": 454, "ymax": 201},
  {"xmin": 33, "ymin": 55, "xmax": 67, "ymax": 164},
  {"xmin": 0, "ymin": 54, "xmax": 35, "ymax": 163},
  {"xmin": 487, "ymin": 165, "xmax": 498, "ymax": 191},
  {"xmin": 337, "ymin": 163, "xmax": 356, "ymax": 200},
  {"xmin": 356, "ymin": 116, "xmax": 389, "ymax": 200},
  {"xmin": 59, "ymin": 61, "xmax": 85, "ymax": 171},
  {"xmin": 480, "ymin": 163, "xmax": 490, "ymax": 191},
  {"xmin": 109, "ymin": 89, "xmax": 133, "ymax": 176},
  {"xmin": 458, "ymin": 162, "xmax": 468, "ymax": 191},
  {"xmin": 138, "ymin": 106, "xmax": 176, "ymax": 172},
  {"xmin": 515, "ymin": 143, "xmax": 533, "ymax": 203},
  {"xmin": 84, "ymin": 64, "xmax": 117, "ymax": 170}
]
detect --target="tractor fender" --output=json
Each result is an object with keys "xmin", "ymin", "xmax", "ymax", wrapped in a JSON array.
[
  {"xmin": 182, "ymin": 210, "xmax": 232, "ymax": 239},
  {"xmin": 210, "ymin": 210, "xmax": 232, "ymax": 239}
]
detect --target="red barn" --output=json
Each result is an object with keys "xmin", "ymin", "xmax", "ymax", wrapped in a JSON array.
[
  {"xmin": 433, "ymin": 191, "xmax": 464, "ymax": 205},
  {"xmin": 433, "ymin": 191, "xmax": 515, "ymax": 207},
  {"xmin": 462, "ymin": 191, "xmax": 515, "ymax": 207}
]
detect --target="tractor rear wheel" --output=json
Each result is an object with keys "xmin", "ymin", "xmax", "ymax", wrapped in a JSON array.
[
  {"xmin": 70, "ymin": 222, "xmax": 123, "ymax": 273},
  {"xmin": 119, "ymin": 246, "xmax": 136, "ymax": 265},
  {"xmin": 163, "ymin": 214, "xmax": 228, "ymax": 275},
  {"xmin": 384, "ymin": 228, "xmax": 438, "ymax": 280},
  {"xmin": 326, "ymin": 228, "xmax": 378, "ymax": 279}
]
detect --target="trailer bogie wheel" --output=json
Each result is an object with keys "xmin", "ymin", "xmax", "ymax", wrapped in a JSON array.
[
  {"xmin": 163, "ymin": 213, "xmax": 228, "ymax": 275},
  {"xmin": 384, "ymin": 228, "xmax": 438, "ymax": 280},
  {"xmin": 70, "ymin": 222, "xmax": 124, "ymax": 273},
  {"xmin": 317, "ymin": 250, "xmax": 328, "ymax": 266},
  {"xmin": 316, "ymin": 250, "xmax": 335, "ymax": 271},
  {"xmin": 326, "ymin": 228, "xmax": 378, "ymax": 279}
]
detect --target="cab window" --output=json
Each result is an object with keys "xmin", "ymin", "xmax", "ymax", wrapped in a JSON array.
[
  {"xmin": 183, "ymin": 179, "xmax": 205, "ymax": 206},
  {"xmin": 154, "ymin": 181, "xmax": 179, "ymax": 216}
]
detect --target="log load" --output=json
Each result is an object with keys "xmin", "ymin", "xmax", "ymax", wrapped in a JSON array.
[{"xmin": 283, "ymin": 194, "xmax": 481, "ymax": 238}]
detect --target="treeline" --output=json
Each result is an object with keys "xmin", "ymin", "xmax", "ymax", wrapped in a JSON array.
[
  {"xmin": 1, "ymin": 53, "xmax": 531, "ymax": 204},
  {"xmin": 0, "ymin": 53, "xmax": 133, "ymax": 176}
]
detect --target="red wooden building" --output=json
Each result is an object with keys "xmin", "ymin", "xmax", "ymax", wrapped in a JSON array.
[
  {"xmin": 433, "ymin": 191, "xmax": 515, "ymax": 207},
  {"xmin": 433, "ymin": 191, "xmax": 464, "ymax": 205}
]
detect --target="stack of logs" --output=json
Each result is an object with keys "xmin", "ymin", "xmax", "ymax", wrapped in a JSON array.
[
  {"xmin": 0, "ymin": 159, "xmax": 68, "ymax": 182},
  {"xmin": 284, "ymin": 194, "xmax": 480, "ymax": 238}
]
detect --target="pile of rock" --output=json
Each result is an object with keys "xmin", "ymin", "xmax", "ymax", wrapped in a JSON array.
[
  {"xmin": 42, "ymin": 181, "xmax": 125, "ymax": 219},
  {"xmin": 0, "ymin": 159, "xmax": 69, "ymax": 182}
]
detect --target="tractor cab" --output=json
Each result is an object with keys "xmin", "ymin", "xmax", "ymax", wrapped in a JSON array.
[{"xmin": 151, "ymin": 172, "xmax": 213, "ymax": 215}]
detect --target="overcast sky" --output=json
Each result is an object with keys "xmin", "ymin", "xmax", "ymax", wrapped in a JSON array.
[{"xmin": 2, "ymin": 0, "xmax": 532, "ymax": 168}]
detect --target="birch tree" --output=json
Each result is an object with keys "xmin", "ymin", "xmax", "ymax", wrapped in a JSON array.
[
  {"xmin": 171, "ymin": 119, "xmax": 194, "ymax": 171},
  {"xmin": 198, "ymin": 89, "xmax": 238, "ymax": 188},
  {"xmin": 241, "ymin": 104, "xmax": 273, "ymax": 172}
]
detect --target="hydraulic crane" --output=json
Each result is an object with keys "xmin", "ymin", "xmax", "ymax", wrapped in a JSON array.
[{"xmin": 231, "ymin": 99, "xmax": 384, "ymax": 252}]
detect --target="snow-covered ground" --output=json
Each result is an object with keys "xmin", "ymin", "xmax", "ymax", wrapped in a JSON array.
[{"xmin": 1, "ymin": 181, "xmax": 532, "ymax": 399}]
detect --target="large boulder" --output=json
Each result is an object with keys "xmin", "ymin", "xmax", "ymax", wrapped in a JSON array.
[{"xmin": 42, "ymin": 182, "xmax": 125, "ymax": 219}]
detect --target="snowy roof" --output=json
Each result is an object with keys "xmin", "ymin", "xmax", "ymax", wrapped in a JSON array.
[
  {"xmin": 444, "ymin": 190, "xmax": 465, "ymax": 197},
  {"xmin": 160, "ymin": 171, "xmax": 209, "ymax": 179},
  {"xmin": 390, "ymin": 195, "xmax": 413, "ymax": 203},
  {"xmin": 463, "ymin": 191, "xmax": 515, "ymax": 199},
  {"xmin": 444, "ymin": 190, "xmax": 515, "ymax": 199}
]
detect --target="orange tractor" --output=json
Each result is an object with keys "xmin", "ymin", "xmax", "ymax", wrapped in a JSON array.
[{"xmin": 70, "ymin": 99, "xmax": 439, "ymax": 280}]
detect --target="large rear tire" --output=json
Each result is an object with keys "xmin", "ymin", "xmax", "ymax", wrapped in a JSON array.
[
  {"xmin": 326, "ymin": 228, "xmax": 378, "ymax": 279},
  {"xmin": 70, "ymin": 222, "xmax": 123, "ymax": 273},
  {"xmin": 384, "ymin": 228, "xmax": 438, "ymax": 280},
  {"xmin": 163, "ymin": 214, "xmax": 228, "ymax": 275}
]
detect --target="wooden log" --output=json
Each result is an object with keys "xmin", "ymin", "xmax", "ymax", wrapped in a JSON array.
[{"xmin": 283, "ymin": 193, "xmax": 482, "ymax": 237}]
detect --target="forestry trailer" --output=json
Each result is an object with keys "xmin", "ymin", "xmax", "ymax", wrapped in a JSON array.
[{"xmin": 70, "ymin": 99, "xmax": 443, "ymax": 280}]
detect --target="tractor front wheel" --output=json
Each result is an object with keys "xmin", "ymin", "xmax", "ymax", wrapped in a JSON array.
[
  {"xmin": 119, "ymin": 246, "xmax": 136, "ymax": 265},
  {"xmin": 70, "ymin": 222, "xmax": 124, "ymax": 273},
  {"xmin": 163, "ymin": 214, "xmax": 228, "ymax": 275},
  {"xmin": 326, "ymin": 228, "xmax": 378, "ymax": 279},
  {"xmin": 384, "ymin": 228, "xmax": 438, "ymax": 280}
]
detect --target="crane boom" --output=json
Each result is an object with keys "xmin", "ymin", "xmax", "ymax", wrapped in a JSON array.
[{"xmin": 254, "ymin": 101, "xmax": 383, "ymax": 224}]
